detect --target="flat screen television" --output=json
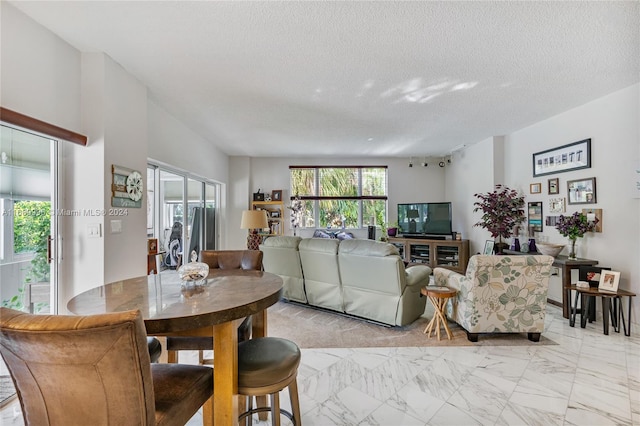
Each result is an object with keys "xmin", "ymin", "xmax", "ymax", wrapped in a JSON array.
[{"xmin": 397, "ymin": 202, "xmax": 452, "ymax": 237}]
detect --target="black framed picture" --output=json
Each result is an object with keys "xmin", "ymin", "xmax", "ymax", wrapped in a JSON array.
[
  {"xmin": 533, "ymin": 139, "xmax": 591, "ymax": 177},
  {"xmin": 579, "ymin": 266, "xmax": 611, "ymax": 288},
  {"xmin": 567, "ymin": 177, "xmax": 597, "ymax": 205},
  {"xmin": 528, "ymin": 201, "xmax": 543, "ymax": 232}
]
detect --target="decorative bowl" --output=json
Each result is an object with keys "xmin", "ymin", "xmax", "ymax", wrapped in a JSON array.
[
  {"xmin": 178, "ymin": 261, "xmax": 209, "ymax": 284},
  {"xmin": 536, "ymin": 243, "xmax": 565, "ymax": 257}
]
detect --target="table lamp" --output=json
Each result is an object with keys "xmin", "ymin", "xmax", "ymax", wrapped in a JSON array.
[
  {"xmin": 408, "ymin": 209, "xmax": 419, "ymax": 233},
  {"xmin": 241, "ymin": 210, "xmax": 269, "ymax": 250}
]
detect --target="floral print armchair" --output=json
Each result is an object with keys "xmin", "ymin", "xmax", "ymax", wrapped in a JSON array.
[{"xmin": 434, "ymin": 255, "xmax": 554, "ymax": 342}]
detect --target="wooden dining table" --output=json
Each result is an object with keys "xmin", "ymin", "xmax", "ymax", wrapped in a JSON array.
[{"xmin": 66, "ymin": 269, "xmax": 283, "ymax": 426}]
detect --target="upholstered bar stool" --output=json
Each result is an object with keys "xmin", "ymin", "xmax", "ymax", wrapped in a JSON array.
[
  {"xmin": 238, "ymin": 337, "xmax": 302, "ymax": 426},
  {"xmin": 0, "ymin": 307, "xmax": 213, "ymax": 426},
  {"xmin": 166, "ymin": 249, "xmax": 263, "ymax": 364}
]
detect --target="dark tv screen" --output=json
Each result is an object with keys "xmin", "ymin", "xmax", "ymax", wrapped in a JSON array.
[{"xmin": 397, "ymin": 202, "xmax": 452, "ymax": 236}]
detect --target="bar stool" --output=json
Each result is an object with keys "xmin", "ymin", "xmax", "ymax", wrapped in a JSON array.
[{"xmin": 238, "ymin": 337, "xmax": 302, "ymax": 426}]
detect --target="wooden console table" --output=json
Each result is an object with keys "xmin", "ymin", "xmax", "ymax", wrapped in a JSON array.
[{"xmin": 503, "ymin": 250, "xmax": 598, "ymax": 319}]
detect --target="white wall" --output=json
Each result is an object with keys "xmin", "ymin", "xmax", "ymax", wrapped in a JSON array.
[
  {"xmin": 147, "ymin": 101, "xmax": 230, "ymax": 250},
  {"xmin": 504, "ymin": 83, "xmax": 640, "ymax": 323},
  {"xmin": 1, "ymin": 2, "xmax": 82, "ymax": 310},
  {"xmin": 445, "ymin": 137, "xmax": 501, "ymax": 254},
  {"xmin": 450, "ymin": 84, "xmax": 640, "ymax": 325},
  {"xmin": 1, "ymin": 3, "xmax": 229, "ymax": 311},
  {"xmin": 0, "ymin": 2, "xmax": 81, "ymax": 133},
  {"xmin": 228, "ymin": 156, "xmax": 447, "ymax": 244},
  {"xmin": 147, "ymin": 101, "xmax": 229, "ymax": 184}
]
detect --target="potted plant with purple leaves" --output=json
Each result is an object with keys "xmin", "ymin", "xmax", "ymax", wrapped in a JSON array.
[
  {"xmin": 473, "ymin": 185, "xmax": 525, "ymax": 254},
  {"xmin": 555, "ymin": 212, "xmax": 598, "ymax": 259}
]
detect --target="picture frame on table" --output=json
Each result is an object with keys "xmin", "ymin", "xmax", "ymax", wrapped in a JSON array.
[
  {"xmin": 579, "ymin": 266, "xmax": 611, "ymax": 288},
  {"xmin": 598, "ymin": 270, "xmax": 620, "ymax": 293},
  {"xmin": 567, "ymin": 177, "xmax": 597, "ymax": 204},
  {"xmin": 271, "ymin": 190, "xmax": 283, "ymax": 201},
  {"xmin": 548, "ymin": 178, "xmax": 559, "ymax": 194},
  {"xmin": 532, "ymin": 138, "xmax": 591, "ymax": 177},
  {"xmin": 147, "ymin": 238, "xmax": 158, "ymax": 254},
  {"xmin": 530, "ymin": 183, "xmax": 542, "ymax": 194},
  {"xmin": 483, "ymin": 240, "xmax": 495, "ymax": 255}
]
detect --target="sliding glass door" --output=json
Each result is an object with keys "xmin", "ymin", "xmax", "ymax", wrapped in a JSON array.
[
  {"xmin": 0, "ymin": 125, "xmax": 60, "ymax": 314},
  {"xmin": 147, "ymin": 164, "xmax": 219, "ymax": 269}
]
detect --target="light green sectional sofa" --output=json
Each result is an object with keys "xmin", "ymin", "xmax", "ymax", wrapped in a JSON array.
[{"xmin": 259, "ymin": 236, "xmax": 432, "ymax": 326}]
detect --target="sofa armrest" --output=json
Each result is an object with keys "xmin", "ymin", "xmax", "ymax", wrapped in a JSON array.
[{"xmin": 405, "ymin": 264, "xmax": 432, "ymax": 287}]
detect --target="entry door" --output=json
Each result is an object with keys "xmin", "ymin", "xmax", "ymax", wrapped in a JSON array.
[{"xmin": 0, "ymin": 125, "xmax": 60, "ymax": 314}]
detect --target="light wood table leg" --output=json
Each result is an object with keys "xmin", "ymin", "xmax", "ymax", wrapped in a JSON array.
[
  {"xmin": 212, "ymin": 321, "xmax": 238, "ymax": 426},
  {"xmin": 423, "ymin": 295, "xmax": 453, "ymax": 340}
]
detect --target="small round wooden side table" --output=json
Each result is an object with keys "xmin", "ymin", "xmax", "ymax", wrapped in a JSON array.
[{"xmin": 421, "ymin": 286, "xmax": 457, "ymax": 340}]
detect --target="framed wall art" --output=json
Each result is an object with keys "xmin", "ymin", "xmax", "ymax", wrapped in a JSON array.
[
  {"xmin": 548, "ymin": 178, "xmax": 559, "ymax": 194},
  {"xmin": 549, "ymin": 197, "xmax": 565, "ymax": 213},
  {"xmin": 582, "ymin": 208, "xmax": 602, "ymax": 233},
  {"xmin": 528, "ymin": 201, "xmax": 543, "ymax": 232},
  {"xmin": 567, "ymin": 177, "xmax": 597, "ymax": 205},
  {"xmin": 530, "ymin": 183, "xmax": 542, "ymax": 194},
  {"xmin": 112, "ymin": 165, "xmax": 143, "ymax": 208},
  {"xmin": 532, "ymin": 138, "xmax": 591, "ymax": 177}
]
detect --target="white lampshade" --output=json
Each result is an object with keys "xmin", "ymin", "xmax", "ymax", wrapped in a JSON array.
[{"xmin": 240, "ymin": 210, "xmax": 268, "ymax": 230}]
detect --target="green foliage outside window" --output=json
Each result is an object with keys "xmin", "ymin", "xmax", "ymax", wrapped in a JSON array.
[
  {"xmin": 14, "ymin": 200, "xmax": 51, "ymax": 283},
  {"xmin": 290, "ymin": 167, "xmax": 387, "ymax": 229},
  {"xmin": 2, "ymin": 200, "xmax": 51, "ymax": 312}
]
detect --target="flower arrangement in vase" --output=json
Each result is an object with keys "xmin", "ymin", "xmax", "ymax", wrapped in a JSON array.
[
  {"xmin": 473, "ymin": 185, "xmax": 526, "ymax": 254},
  {"xmin": 555, "ymin": 212, "xmax": 598, "ymax": 259},
  {"xmin": 288, "ymin": 195, "xmax": 304, "ymax": 236}
]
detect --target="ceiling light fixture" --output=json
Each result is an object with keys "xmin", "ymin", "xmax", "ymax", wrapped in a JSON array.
[{"xmin": 408, "ymin": 157, "xmax": 413, "ymax": 167}]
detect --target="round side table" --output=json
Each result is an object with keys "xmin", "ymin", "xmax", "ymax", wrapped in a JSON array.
[{"xmin": 421, "ymin": 286, "xmax": 457, "ymax": 340}]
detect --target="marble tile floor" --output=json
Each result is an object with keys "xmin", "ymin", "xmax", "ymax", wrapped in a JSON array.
[{"xmin": 2, "ymin": 304, "xmax": 638, "ymax": 426}]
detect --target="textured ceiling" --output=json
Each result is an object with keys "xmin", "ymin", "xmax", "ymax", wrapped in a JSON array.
[{"xmin": 9, "ymin": 1, "xmax": 640, "ymax": 158}]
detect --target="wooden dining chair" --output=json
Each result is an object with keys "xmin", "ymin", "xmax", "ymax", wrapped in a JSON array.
[
  {"xmin": 0, "ymin": 307, "xmax": 213, "ymax": 426},
  {"xmin": 166, "ymin": 249, "xmax": 264, "ymax": 364}
]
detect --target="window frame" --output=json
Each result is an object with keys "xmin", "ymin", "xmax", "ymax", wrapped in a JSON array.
[{"xmin": 289, "ymin": 165, "xmax": 388, "ymax": 229}]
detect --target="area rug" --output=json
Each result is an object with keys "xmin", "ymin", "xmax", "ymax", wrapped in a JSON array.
[{"xmin": 267, "ymin": 301, "xmax": 557, "ymax": 348}]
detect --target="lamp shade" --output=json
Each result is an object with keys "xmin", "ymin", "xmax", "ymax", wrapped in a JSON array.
[
  {"xmin": 407, "ymin": 209, "xmax": 420, "ymax": 219},
  {"xmin": 241, "ymin": 210, "xmax": 268, "ymax": 230}
]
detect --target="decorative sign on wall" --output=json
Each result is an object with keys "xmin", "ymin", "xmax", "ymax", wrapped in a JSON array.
[
  {"xmin": 582, "ymin": 208, "xmax": 603, "ymax": 233},
  {"xmin": 112, "ymin": 164, "xmax": 143, "ymax": 208}
]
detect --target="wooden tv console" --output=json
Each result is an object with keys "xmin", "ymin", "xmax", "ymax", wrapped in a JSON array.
[{"xmin": 389, "ymin": 237, "xmax": 469, "ymax": 274}]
